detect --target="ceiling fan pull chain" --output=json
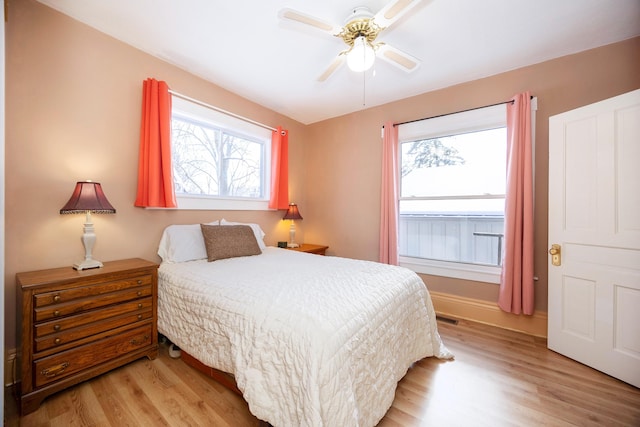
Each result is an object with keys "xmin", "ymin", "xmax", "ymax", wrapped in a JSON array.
[{"xmin": 362, "ymin": 68, "xmax": 367, "ymax": 107}]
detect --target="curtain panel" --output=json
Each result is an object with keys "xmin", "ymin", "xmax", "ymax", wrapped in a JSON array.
[
  {"xmin": 499, "ymin": 91, "xmax": 535, "ymax": 315},
  {"xmin": 269, "ymin": 127, "xmax": 289, "ymax": 210},
  {"xmin": 135, "ymin": 78, "xmax": 177, "ymax": 208},
  {"xmin": 379, "ymin": 121, "xmax": 400, "ymax": 265}
]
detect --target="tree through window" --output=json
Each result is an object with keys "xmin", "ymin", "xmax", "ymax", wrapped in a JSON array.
[
  {"xmin": 401, "ymin": 138, "xmax": 465, "ymax": 178},
  {"xmin": 172, "ymin": 116, "xmax": 263, "ymax": 198}
]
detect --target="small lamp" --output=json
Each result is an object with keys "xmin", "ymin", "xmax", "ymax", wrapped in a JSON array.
[
  {"xmin": 60, "ymin": 180, "xmax": 116, "ymax": 270},
  {"xmin": 283, "ymin": 203, "xmax": 303, "ymax": 248}
]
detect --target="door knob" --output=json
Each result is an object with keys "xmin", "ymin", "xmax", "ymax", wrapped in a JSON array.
[{"xmin": 549, "ymin": 244, "xmax": 561, "ymax": 266}]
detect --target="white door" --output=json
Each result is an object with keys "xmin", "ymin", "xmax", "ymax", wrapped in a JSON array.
[{"xmin": 548, "ymin": 89, "xmax": 640, "ymax": 388}]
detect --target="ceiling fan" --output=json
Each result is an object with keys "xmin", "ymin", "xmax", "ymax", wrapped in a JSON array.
[{"xmin": 279, "ymin": 0, "xmax": 424, "ymax": 82}]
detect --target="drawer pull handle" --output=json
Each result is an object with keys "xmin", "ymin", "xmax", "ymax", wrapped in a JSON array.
[
  {"xmin": 130, "ymin": 335, "xmax": 150, "ymax": 346},
  {"xmin": 54, "ymin": 338, "xmax": 61, "ymax": 345},
  {"xmin": 137, "ymin": 314, "xmax": 143, "ymax": 320},
  {"xmin": 137, "ymin": 280, "xmax": 142, "ymax": 285},
  {"xmin": 138, "ymin": 303, "xmax": 143, "ymax": 309},
  {"xmin": 137, "ymin": 291, "xmax": 142, "ymax": 296},
  {"xmin": 53, "ymin": 324, "xmax": 61, "ymax": 331},
  {"xmin": 53, "ymin": 295, "xmax": 61, "ymax": 302},
  {"xmin": 53, "ymin": 310, "xmax": 61, "ymax": 317},
  {"xmin": 41, "ymin": 362, "xmax": 69, "ymax": 378}
]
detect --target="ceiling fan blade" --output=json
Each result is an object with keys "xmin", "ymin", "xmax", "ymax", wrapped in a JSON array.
[
  {"xmin": 377, "ymin": 44, "xmax": 420, "ymax": 72},
  {"xmin": 279, "ymin": 8, "xmax": 340, "ymax": 35},
  {"xmin": 317, "ymin": 55, "xmax": 345, "ymax": 82},
  {"xmin": 373, "ymin": 0, "xmax": 423, "ymax": 28}
]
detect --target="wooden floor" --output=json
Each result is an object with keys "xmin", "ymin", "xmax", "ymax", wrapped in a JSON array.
[{"xmin": 6, "ymin": 319, "xmax": 640, "ymax": 426}]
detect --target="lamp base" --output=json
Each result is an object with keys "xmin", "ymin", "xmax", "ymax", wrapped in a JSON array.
[
  {"xmin": 287, "ymin": 243, "xmax": 300, "ymax": 248},
  {"xmin": 73, "ymin": 259, "xmax": 104, "ymax": 271}
]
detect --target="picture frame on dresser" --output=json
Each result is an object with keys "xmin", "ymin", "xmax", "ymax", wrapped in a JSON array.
[{"xmin": 16, "ymin": 258, "xmax": 159, "ymax": 414}]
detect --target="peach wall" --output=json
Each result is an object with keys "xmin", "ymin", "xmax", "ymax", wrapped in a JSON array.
[
  {"xmin": 303, "ymin": 36, "xmax": 640, "ymax": 314},
  {"xmin": 5, "ymin": 0, "xmax": 640, "ymax": 350},
  {"xmin": 4, "ymin": 0, "xmax": 307, "ymax": 349}
]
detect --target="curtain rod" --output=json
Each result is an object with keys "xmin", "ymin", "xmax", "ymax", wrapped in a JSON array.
[
  {"xmin": 168, "ymin": 89, "xmax": 278, "ymax": 132},
  {"xmin": 392, "ymin": 96, "xmax": 533, "ymax": 127}
]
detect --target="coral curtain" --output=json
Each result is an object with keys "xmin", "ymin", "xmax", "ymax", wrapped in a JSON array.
[
  {"xmin": 379, "ymin": 121, "xmax": 399, "ymax": 265},
  {"xmin": 135, "ymin": 78, "xmax": 177, "ymax": 208},
  {"xmin": 268, "ymin": 127, "xmax": 289, "ymax": 210},
  {"xmin": 499, "ymin": 92, "xmax": 535, "ymax": 314}
]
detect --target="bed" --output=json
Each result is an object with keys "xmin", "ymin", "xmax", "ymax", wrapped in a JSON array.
[{"xmin": 156, "ymin": 221, "xmax": 453, "ymax": 427}]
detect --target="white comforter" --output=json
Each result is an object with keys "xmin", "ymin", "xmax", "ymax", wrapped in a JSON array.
[{"xmin": 157, "ymin": 247, "xmax": 452, "ymax": 427}]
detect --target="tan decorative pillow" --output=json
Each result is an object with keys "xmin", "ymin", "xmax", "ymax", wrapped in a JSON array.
[{"xmin": 200, "ymin": 224, "xmax": 262, "ymax": 261}]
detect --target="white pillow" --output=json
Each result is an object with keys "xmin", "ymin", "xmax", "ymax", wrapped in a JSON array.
[
  {"xmin": 220, "ymin": 219, "xmax": 266, "ymax": 251},
  {"xmin": 157, "ymin": 221, "xmax": 219, "ymax": 263}
]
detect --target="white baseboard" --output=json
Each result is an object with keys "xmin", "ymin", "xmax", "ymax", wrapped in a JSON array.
[
  {"xmin": 5, "ymin": 348, "xmax": 16, "ymax": 387},
  {"xmin": 430, "ymin": 291, "xmax": 548, "ymax": 338}
]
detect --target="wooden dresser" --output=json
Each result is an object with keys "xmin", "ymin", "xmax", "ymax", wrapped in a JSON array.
[{"xmin": 16, "ymin": 258, "xmax": 159, "ymax": 414}]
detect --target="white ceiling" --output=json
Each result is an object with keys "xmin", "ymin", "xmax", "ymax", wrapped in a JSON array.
[{"xmin": 36, "ymin": 0, "xmax": 640, "ymax": 124}]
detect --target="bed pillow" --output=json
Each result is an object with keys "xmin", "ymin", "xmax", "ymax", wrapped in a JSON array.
[
  {"xmin": 200, "ymin": 224, "xmax": 262, "ymax": 261},
  {"xmin": 157, "ymin": 221, "xmax": 219, "ymax": 263},
  {"xmin": 220, "ymin": 218, "xmax": 267, "ymax": 250}
]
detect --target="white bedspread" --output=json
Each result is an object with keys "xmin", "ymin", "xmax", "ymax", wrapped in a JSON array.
[{"xmin": 157, "ymin": 247, "xmax": 452, "ymax": 427}]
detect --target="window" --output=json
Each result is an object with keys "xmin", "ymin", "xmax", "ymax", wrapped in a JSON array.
[
  {"xmin": 398, "ymin": 103, "xmax": 507, "ymax": 283},
  {"xmin": 171, "ymin": 96, "xmax": 272, "ymax": 210}
]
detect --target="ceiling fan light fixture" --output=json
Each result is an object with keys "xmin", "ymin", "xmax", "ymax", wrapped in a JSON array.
[{"xmin": 347, "ymin": 36, "xmax": 376, "ymax": 72}]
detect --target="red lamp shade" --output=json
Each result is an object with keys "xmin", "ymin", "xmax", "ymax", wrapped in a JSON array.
[
  {"xmin": 283, "ymin": 203, "xmax": 302, "ymax": 220},
  {"xmin": 60, "ymin": 181, "xmax": 116, "ymax": 214}
]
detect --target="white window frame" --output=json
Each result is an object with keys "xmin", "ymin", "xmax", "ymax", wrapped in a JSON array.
[
  {"xmin": 398, "ymin": 103, "xmax": 507, "ymax": 284},
  {"xmin": 397, "ymin": 98, "xmax": 537, "ymax": 284},
  {"xmin": 171, "ymin": 96, "xmax": 272, "ymax": 211}
]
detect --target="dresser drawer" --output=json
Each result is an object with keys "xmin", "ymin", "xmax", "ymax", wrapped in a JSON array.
[
  {"xmin": 34, "ymin": 298, "xmax": 153, "ymax": 353},
  {"xmin": 34, "ymin": 284, "xmax": 152, "ymax": 322},
  {"xmin": 34, "ymin": 324, "xmax": 153, "ymax": 388},
  {"xmin": 34, "ymin": 298, "xmax": 152, "ymax": 339},
  {"xmin": 33, "ymin": 274, "xmax": 153, "ymax": 308}
]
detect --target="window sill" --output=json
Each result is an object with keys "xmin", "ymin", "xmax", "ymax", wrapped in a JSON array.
[{"xmin": 399, "ymin": 256, "xmax": 501, "ymax": 284}]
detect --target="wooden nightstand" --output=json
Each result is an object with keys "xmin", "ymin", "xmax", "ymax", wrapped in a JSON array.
[
  {"xmin": 16, "ymin": 258, "xmax": 159, "ymax": 414},
  {"xmin": 287, "ymin": 243, "xmax": 329, "ymax": 255}
]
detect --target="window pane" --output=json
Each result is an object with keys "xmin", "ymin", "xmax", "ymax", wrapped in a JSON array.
[
  {"xmin": 172, "ymin": 116, "xmax": 221, "ymax": 195},
  {"xmin": 398, "ymin": 213, "xmax": 505, "ymax": 266},
  {"xmin": 399, "ymin": 127, "xmax": 506, "ymax": 267},
  {"xmin": 172, "ymin": 116, "xmax": 264, "ymax": 198},
  {"xmin": 400, "ymin": 128, "xmax": 506, "ymax": 198},
  {"xmin": 220, "ymin": 132, "xmax": 263, "ymax": 198}
]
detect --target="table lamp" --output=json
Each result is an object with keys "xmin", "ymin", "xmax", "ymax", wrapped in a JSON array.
[
  {"xmin": 60, "ymin": 180, "xmax": 116, "ymax": 270},
  {"xmin": 283, "ymin": 203, "xmax": 303, "ymax": 248}
]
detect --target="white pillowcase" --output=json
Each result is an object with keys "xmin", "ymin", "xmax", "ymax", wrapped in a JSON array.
[
  {"xmin": 158, "ymin": 221, "xmax": 219, "ymax": 263},
  {"xmin": 220, "ymin": 218, "xmax": 267, "ymax": 251}
]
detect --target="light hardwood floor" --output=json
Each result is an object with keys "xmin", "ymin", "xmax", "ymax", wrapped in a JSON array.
[{"xmin": 6, "ymin": 318, "xmax": 640, "ymax": 426}]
